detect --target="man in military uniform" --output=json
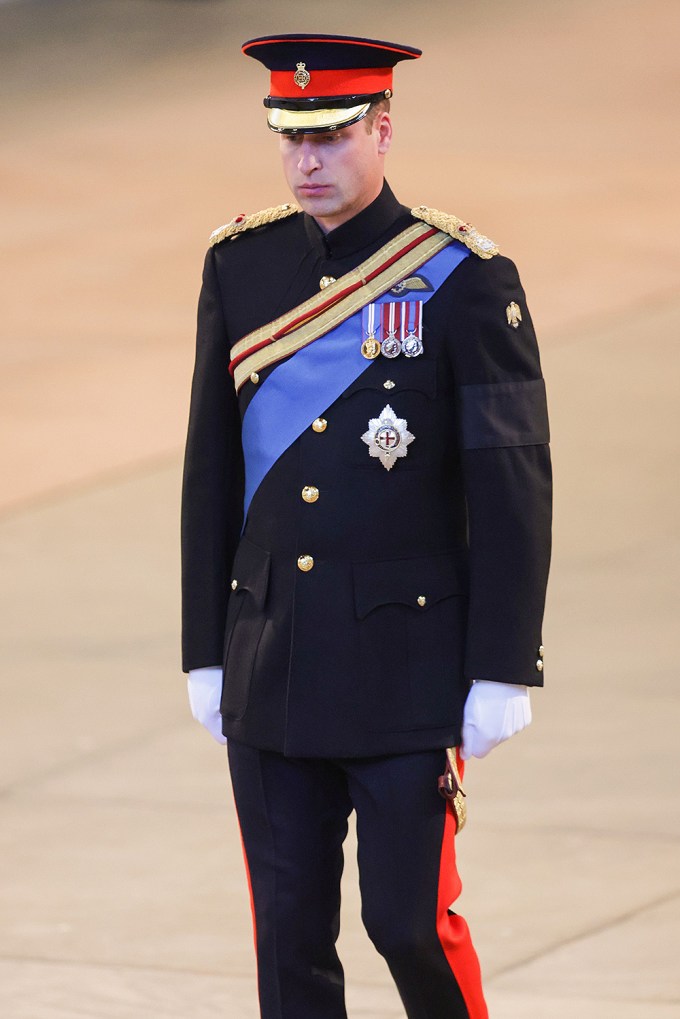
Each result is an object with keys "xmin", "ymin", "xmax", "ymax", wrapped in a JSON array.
[{"xmin": 182, "ymin": 33, "xmax": 551, "ymax": 1019}]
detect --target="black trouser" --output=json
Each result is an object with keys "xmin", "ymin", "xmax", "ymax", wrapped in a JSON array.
[{"xmin": 228, "ymin": 742, "xmax": 487, "ymax": 1019}]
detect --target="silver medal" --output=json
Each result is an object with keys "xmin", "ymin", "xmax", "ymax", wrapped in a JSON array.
[
  {"xmin": 402, "ymin": 300, "xmax": 424, "ymax": 357},
  {"xmin": 361, "ymin": 404, "xmax": 415, "ymax": 471},
  {"xmin": 381, "ymin": 335, "xmax": 402, "ymax": 358},
  {"xmin": 403, "ymin": 334, "xmax": 423, "ymax": 357},
  {"xmin": 381, "ymin": 302, "xmax": 402, "ymax": 358}
]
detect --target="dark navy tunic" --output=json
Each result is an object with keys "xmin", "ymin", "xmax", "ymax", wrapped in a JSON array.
[{"xmin": 181, "ymin": 182, "xmax": 552, "ymax": 757}]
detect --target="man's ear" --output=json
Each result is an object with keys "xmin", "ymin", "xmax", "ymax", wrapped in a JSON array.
[{"xmin": 376, "ymin": 112, "xmax": 393, "ymax": 155}]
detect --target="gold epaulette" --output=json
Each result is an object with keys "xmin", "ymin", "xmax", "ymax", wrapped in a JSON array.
[
  {"xmin": 209, "ymin": 202, "xmax": 301, "ymax": 246},
  {"xmin": 411, "ymin": 205, "xmax": 499, "ymax": 259}
]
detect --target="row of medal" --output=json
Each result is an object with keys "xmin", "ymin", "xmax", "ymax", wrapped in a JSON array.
[{"xmin": 360, "ymin": 300, "xmax": 424, "ymax": 360}]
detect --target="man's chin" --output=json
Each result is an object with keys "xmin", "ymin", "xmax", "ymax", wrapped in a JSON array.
[{"xmin": 295, "ymin": 189, "xmax": 337, "ymax": 214}]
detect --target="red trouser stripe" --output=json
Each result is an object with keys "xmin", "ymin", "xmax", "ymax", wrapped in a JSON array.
[
  {"xmin": 236, "ymin": 817, "xmax": 258, "ymax": 958},
  {"xmin": 436, "ymin": 756, "xmax": 489, "ymax": 1018}
]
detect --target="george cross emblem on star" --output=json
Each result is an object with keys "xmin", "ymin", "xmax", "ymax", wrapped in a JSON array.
[{"xmin": 361, "ymin": 404, "xmax": 415, "ymax": 471}]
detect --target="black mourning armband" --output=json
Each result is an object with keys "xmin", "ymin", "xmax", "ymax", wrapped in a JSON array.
[{"xmin": 458, "ymin": 378, "xmax": 549, "ymax": 450}]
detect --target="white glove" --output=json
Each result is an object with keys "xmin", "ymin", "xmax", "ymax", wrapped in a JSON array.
[
  {"xmin": 187, "ymin": 666, "xmax": 226, "ymax": 744},
  {"xmin": 460, "ymin": 680, "xmax": 531, "ymax": 760}
]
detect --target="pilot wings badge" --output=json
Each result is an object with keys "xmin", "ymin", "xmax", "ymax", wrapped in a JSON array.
[
  {"xmin": 390, "ymin": 275, "xmax": 433, "ymax": 296},
  {"xmin": 361, "ymin": 404, "xmax": 415, "ymax": 471}
]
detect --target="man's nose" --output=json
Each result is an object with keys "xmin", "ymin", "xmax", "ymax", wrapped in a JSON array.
[{"xmin": 297, "ymin": 142, "xmax": 321, "ymax": 174}]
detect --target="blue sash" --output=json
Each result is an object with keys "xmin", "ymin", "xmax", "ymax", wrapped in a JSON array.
[{"xmin": 241, "ymin": 241, "xmax": 469, "ymax": 517}]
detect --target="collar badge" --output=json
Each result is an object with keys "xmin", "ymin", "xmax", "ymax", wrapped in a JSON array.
[
  {"xmin": 361, "ymin": 404, "xmax": 415, "ymax": 471},
  {"xmin": 506, "ymin": 301, "xmax": 522, "ymax": 328},
  {"xmin": 294, "ymin": 62, "xmax": 311, "ymax": 90}
]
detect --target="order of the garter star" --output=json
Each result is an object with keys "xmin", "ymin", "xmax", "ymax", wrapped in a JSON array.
[{"xmin": 361, "ymin": 404, "xmax": 415, "ymax": 471}]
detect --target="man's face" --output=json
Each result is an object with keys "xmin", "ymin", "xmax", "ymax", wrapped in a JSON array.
[{"xmin": 278, "ymin": 113, "xmax": 392, "ymax": 233}]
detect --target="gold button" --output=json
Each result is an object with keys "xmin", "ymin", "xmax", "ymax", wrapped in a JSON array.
[
  {"xmin": 231, "ymin": 579, "xmax": 238, "ymax": 590},
  {"xmin": 383, "ymin": 380, "xmax": 395, "ymax": 390},
  {"xmin": 319, "ymin": 275, "xmax": 336, "ymax": 290},
  {"xmin": 538, "ymin": 645, "xmax": 545, "ymax": 657},
  {"xmin": 417, "ymin": 595, "xmax": 427, "ymax": 607},
  {"xmin": 312, "ymin": 417, "xmax": 327, "ymax": 433},
  {"xmin": 301, "ymin": 485, "xmax": 319, "ymax": 503},
  {"xmin": 536, "ymin": 659, "xmax": 544, "ymax": 672},
  {"xmin": 250, "ymin": 371, "xmax": 259, "ymax": 384},
  {"xmin": 297, "ymin": 554, "xmax": 314, "ymax": 572}
]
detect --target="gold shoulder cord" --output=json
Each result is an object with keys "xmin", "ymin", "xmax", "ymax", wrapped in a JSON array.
[
  {"xmin": 209, "ymin": 202, "xmax": 301, "ymax": 246},
  {"xmin": 411, "ymin": 205, "xmax": 499, "ymax": 259}
]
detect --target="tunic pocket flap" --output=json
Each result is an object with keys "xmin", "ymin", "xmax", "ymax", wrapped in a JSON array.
[
  {"xmin": 341, "ymin": 358, "xmax": 436, "ymax": 399},
  {"xmin": 353, "ymin": 553, "xmax": 464, "ymax": 620},
  {"xmin": 230, "ymin": 538, "xmax": 271, "ymax": 611}
]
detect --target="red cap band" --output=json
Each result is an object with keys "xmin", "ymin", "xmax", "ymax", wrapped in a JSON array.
[{"xmin": 269, "ymin": 66, "xmax": 393, "ymax": 99}]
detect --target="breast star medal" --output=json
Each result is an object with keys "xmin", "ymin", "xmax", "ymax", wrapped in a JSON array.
[{"xmin": 361, "ymin": 404, "xmax": 415, "ymax": 471}]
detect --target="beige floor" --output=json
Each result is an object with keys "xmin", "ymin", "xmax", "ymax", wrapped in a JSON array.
[{"xmin": 1, "ymin": 1, "xmax": 679, "ymax": 1017}]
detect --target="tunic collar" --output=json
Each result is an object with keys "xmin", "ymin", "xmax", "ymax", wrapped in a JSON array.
[{"xmin": 303, "ymin": 180, "xmax": 406, "ymax": 260}]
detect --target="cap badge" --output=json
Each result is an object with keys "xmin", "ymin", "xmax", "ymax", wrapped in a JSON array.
[
  {"xmin": 506, "ymin": 301, "xmax": 522, "ymax": 329},
  {"xmin": 293, "ymin": 62, "xmax": 311, "ymax": 90},
  {"xmin": 361, "ymin": 404, "xmax": 415, "ymax": 471}
]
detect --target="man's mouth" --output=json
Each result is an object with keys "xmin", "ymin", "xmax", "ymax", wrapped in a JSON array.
[{"xmin": 298, "ymin": 183, "xmax": 330, "ymax": 195}]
